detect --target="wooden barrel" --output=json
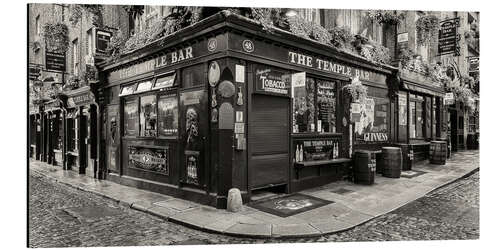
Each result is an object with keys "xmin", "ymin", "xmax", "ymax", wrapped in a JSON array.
[
  {"xmin": 429, "ymin": 141, "xmax": 447, "ymax": 165},
  {"xmin": 376, "ymin": 152, "xmax": 383, "ymax": 174},
  {"xmin": 353, "ymin": 150, "xmax": 375, "ymax": 185},
  {"xmin": 382, "ymin": 147, "xmax": 402, "ymax": 178}
]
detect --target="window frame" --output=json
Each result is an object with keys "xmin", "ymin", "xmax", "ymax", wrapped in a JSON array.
[
  {"xmin": 72, "ymin": 38, "xmax": 79, "ymax": 76},
  {"xmin": 292, "ymin": 75, "xmax": 339, "ymax": 135}
]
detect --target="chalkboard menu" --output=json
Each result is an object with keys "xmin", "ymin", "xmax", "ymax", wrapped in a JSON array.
[{"xmin": 316, "ymin": 80, "xmax": 336, "ymax": 133}]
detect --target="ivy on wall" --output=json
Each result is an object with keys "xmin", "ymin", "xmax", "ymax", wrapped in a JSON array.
[
  {"xmin": 42, "ymin": 23, "xmax": 69, "ymax": 53},
  {"xmin": 415, "ymin": 15, "xmax": 439, "ymax": 45}
]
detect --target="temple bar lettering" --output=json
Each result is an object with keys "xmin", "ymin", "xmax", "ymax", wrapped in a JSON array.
[{"xmin": 288, "ymin": 51, "xmax": 371, "ymax": 81}]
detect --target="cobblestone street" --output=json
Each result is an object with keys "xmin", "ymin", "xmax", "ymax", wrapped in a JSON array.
[{"xmin": 28, "ymin": 169, "xmax": 479, "ymax": 247}]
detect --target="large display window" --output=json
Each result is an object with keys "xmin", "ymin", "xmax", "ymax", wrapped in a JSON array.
[
  {"xmin": 409, "ymin": 94, "xmax": 425, "ymax": 139},
  {"xmin": 139, "ymin": 95, "xmax": 157, "ymax": 137},
  {"xmin": 292, "ymin": 77, "xmax": 338, "ymax": 134},
  {"xmin": 124, "ymin": 99, "xmax": 139, "ymax": 136},
  {"xmin": 158, "ymin": 94, "xmax": 178, "ymax": 136}
]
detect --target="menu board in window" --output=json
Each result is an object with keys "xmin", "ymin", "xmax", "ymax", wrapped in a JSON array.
[
  {"xmin": 158, "ymin": 94, "xmax": 178, "ymax": 136},
  {"xmin": 124, "ymin": 99, "xmax": 138, "ymax": 136},
  {"xmin": 316, "ymin": 80, "xmax": 336, "ymax": 133}
]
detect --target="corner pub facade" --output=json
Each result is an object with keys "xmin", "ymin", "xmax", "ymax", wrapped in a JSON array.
[{"xmin": 96, "ymin": 11, "xmax": 445, "ymax": 208}]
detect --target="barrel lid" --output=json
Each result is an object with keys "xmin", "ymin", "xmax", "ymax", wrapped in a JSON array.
[
  {"xmin": 354, "ymin": 150, "xmax": 372, "ymax": 154},
  {"xmin": 431, "ymin": 141, "xmax": 446, "ymax": 143},
  {"xmin": 382, "ymin": 147, "xmax": 400, "ymax": 150}
]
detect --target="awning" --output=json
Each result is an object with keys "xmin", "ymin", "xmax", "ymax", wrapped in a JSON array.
[{"xmin": 401, "ymin": 81, "xmax": 445, "ymax": 97}]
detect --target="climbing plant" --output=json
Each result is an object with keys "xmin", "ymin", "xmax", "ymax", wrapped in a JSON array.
[
  {"xmin": 42, "ymin": 22, "xmax": 69, "ymax": 53},
  {"xmin": 415, "ymin": 14, "xmax": 439, "ymax": 45}
]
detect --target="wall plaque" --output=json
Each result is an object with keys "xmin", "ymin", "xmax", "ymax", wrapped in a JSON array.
[
  {"xmin": 218, "ymin": 80, "xmax": 236, "ymax": 98},
  {"xmin": 219, "ymin": 102, "xmax": 234, "ymax": 129},
  {"xmin": 208, "ymin": 61, "xmax": 221, "ymax": 87}
]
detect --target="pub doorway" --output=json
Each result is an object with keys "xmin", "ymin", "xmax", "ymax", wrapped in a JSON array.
[
  {"xmin": 449, "ymin": 109, "xmax": 458, "ymax": 152},
  {"xmin": 249, "ymin": 94, "xmax": 289, "ymax": 195}
]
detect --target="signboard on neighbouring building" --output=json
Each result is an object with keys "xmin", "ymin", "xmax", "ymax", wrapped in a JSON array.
[
  {"xmin": 438, "ymin": 18, "xmax": 460, "ymax": 56},
  {"xmin": 469, "ymin": 56, "xmax": 479, "ymax": 73},
  {"xmin": 45, "ymin": 51, "xmax": 66, "ymax": 72},
  {"xmin": 95, "ymin": 29, "xmax": 112, "ymax": 55},
  {"xmin": 29, "ymin": 65, "xmax": 41, "ymax": 80},
  {"xmin": 444, "ymin": 92, "xmax": 455, "ymax": 105}
]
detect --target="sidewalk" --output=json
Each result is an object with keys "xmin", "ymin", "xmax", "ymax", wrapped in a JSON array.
[{"xmin": 30, "ymin": 150, "xmax": 479, "ymax": 239}]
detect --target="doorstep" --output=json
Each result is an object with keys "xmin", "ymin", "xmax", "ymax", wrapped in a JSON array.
[{"xmin": 29, "ymin": 150, "xmax": 479, "ymax": 238}]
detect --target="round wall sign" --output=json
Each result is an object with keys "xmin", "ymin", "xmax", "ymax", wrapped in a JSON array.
[
  {"xmin": 208, "ymin": 61, "xmax": 221, "ymax": 87},
  {"xmin": 242, "ymin": 40, "xmax": 254, "ymax": 53},
  {"xmin": 218, "ymin": 80, "xmax": 236, "ymax": 98},
  {"xmin": 207, "ymin": 38, "xmax": 217, "ymax": 52}
]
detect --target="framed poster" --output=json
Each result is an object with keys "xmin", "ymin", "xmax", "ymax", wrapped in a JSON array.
[{"xmin": 128, "ymin": 146, "xmax": 169, "ymax": 175}]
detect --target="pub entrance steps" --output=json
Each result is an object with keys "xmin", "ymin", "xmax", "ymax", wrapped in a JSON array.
[{"xmin": 250, "ymin": 184, "xmax": 287, "ymax": 202}]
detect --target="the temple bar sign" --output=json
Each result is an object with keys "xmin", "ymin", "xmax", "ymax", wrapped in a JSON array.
[
  {"xmin": 109, "ymin": 46, "xmax": 194, "ymax": 82},
  {"xmin": 288, "ymin": 51, "xmax": 373, "ymax": 82}
]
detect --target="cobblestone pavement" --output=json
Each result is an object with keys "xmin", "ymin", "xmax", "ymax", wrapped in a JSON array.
[{"xmin": 29, "ymin": 170, "xmax": 479, "ymax": 247}]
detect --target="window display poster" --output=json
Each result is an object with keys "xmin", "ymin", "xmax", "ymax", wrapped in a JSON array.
[
  {"xmin": 158, "ymin": 95, "xmax": 178, "ymax": 136},
  {"xmin": 399, "ymin": 94, "xmax": 407, "ymax": 126},
  {"xmin": 355, "ymin": 98, "xmax": 389, "ymax": 142}
]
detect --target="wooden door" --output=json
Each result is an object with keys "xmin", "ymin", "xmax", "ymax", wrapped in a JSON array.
[{"xmin": 249, "ymin": 94, "xmax": 289, "ymax": 189}]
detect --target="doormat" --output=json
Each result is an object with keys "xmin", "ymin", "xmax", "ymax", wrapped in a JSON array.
[
  {"xmin": 401, "ymin": 170, "xmax": 427, "ymax": 179},
  {"xmin": 247, "ymin": 193, "xmax": 333, "ymax": 217}
]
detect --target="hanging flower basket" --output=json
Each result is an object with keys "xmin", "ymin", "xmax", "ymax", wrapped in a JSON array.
[
  {"xmin": 366, "ymin": 10, "xmax": 406, "ymax": 25},
  {"xmin": 343, "ymin": 76, "xmax": 368, "ymax": 103}
]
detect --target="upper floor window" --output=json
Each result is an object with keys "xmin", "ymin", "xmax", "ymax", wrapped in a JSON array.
[
  {"xmin": 35, "ymin": 15, "xmax": 40, "ymax": 37},
  {"xmin": 72, "ymin": 39, "xmax": 79, "ymax": 75},
  {"xmin": 86, "ymin": 28, "xmax": 93, "ymax": 56}
]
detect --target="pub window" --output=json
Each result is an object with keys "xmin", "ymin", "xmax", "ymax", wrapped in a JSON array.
[
  {"xmin": 66, "ymin": 111, "xmax": 78, "ymax": 152},
  {"xmin": 124, "ymin": 99, "xmax": 139, "ymax": 136},
  {"xmin": 409, "ymin": 94, "xmax": 425, "ymax": 139},
  {"xmin": 292, "ymin": 77, "xmax": 316, "ymax": 133},
  {"xmin": 398, "ymin": 92, "xmax": 408, "ymax": 142},
  {"xmin": 134, "ymin": 80, "xmax": 153, "ymax": 94},
  {"xmin": 120, "ymin": 83, "xmax": 137, "ymax": 96},
  {"xmin": 55, "ymin": 114, "xmax": 63, "ymax": 150},
  {"xmin": 139, "ymin": 95, "xmax": 157, "ymax": 137},
  {"xmin": 182, "ymin": 64, "xmax": 205, "ymax": 88},
  {"xmin": 158, "ymin": 94, "xmax": 178, "ymax": 136},
  {"xmin": 316, "ymin": 80, "xmax": 336, "ymax": 133}
]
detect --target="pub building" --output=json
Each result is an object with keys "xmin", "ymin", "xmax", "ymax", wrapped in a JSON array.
[
  {"xmin": 395, "ymin": 70, "xmax": 446, "ymax": 169},
  {"xmin": 98, "ymin": 11, "xmax": 401, "ymax": 208},
  {"xmin": 63, "ymin": 86, "xmax": 100, "ymax": 178},
  {"xmin": 40, "ymin": 99, "xmax": 66, "ymax": 167},
  {"xmin": 29, "ymin": 104, "xmax": 43, "ymax": 161}
]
